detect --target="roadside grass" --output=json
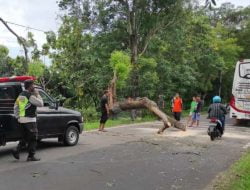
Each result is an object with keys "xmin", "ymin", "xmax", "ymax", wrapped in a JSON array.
[
  {"xmin": 84, "ymin": 116, "xmax": 155, "ymax": 131},
  {"xmin": 213, "ymin": 150, "xmax": 250, "ymax": 190}
]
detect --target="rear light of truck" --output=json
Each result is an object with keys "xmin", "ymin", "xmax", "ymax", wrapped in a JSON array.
[{"xmin": 0, "ymin": 76, "xmax": 36, "ymax": 83}]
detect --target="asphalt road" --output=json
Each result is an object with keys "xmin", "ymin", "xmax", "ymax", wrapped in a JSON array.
[{"xmin": 0, "ymin": 115, "xmax": 249, "ymax": 190}]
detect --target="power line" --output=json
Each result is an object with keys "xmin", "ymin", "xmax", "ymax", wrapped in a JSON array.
[{"xmin": 5, "ymin": 20, "xmax": 47, "ymax": 33}]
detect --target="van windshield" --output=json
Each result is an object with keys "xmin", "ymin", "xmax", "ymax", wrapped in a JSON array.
[
  {"xmin": 239, "ymin": 62, "xmax": 250, "ymax": 79},
  {"xmin": 0, "ymin": 85, "xmax": 21, "ymax": 100},
  {"xmin": 0, "ymin": 86, "xmax": 16, "ymax": 100}
]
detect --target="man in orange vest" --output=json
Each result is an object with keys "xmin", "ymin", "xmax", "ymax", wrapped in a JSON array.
[{"xmin": 171, "ymin": 93, "xmax": 183, "ymax": 121}]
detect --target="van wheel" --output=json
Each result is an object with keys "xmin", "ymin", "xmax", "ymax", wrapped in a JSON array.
[{"xmin": 64, "ymin": 126, "xmax": 79, "ymax": 146}]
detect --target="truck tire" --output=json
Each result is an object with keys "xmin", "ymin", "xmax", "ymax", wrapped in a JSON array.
[{"xmin": 63, "ymin": 126, "xmax": 79, "ymax": 146}]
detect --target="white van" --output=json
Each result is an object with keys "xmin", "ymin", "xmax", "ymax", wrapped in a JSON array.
[{"xmin": 230, "ymin": 59, "xmax": 250, "ymax": 120}]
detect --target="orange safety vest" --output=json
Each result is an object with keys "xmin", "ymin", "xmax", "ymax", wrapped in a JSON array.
[{"xmin": 172, "ymin": 97, "xmax": 183, "ymax": 112}]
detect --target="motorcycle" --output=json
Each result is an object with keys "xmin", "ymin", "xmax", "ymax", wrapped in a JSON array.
[{"xmin": 207, "ymin": 118, "xmax": 223, "ymax": 141}]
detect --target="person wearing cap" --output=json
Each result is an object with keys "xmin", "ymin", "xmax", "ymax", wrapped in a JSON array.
[{"xmin": 13, "ymin": 79, "xmax": 43, "ymax": 161}]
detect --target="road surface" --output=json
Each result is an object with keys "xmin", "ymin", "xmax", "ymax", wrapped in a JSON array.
[{"xmin": 0, "ymin": 115, "xmax": 249, "ymax": 190}]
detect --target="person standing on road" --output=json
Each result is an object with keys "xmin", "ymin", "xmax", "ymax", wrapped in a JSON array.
[
  {"xmin": 99, "ymin": 90, "xmax": 110, "ymax": 132},
  {"xmin": 187, "ymin": 96, "xmax": 197, "ymax": 127},
  {"xmin": 190, "ymin": 95, "xmax": 202, "ymax": 127},
  {"xmin": 171, "ymin": 93, "xmax": 183, "ymax": 121},
  {"xmin": 13, "ymin": 79, "xmax": 43, "ymax": 161}
]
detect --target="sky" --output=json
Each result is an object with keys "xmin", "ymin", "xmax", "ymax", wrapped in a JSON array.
[
  {"xmin": 0, "ymin": 0, "xmax": 60, "ymax": 64},
  {"xmin": 0, "ymin": 0, "xmax": 249, "ymax": 61}
]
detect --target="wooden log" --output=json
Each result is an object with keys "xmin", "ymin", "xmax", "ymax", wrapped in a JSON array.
[{"xmin": 110, "ymin": 97, "xmax": 186, "ymax": 133}]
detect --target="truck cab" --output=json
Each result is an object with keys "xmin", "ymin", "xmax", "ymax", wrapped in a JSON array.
[{"xmin": 0, "ymin": 76, "xmax": 83, "ymax": 146}]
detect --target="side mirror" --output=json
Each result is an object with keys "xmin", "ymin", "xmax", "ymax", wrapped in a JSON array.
[{"xmin": 48, "ymin": 101, "xmax": 59, "ymax": 110}]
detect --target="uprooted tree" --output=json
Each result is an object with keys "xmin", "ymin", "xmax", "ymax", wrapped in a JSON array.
[{"xmin": 107, "ymin": 51, "xmax": 186, "ymax": 133}]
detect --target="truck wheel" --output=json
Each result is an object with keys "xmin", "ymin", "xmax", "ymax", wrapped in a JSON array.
[{"xmin": 64, "ymin": 126, "xmax": 79, "ymax": 146}]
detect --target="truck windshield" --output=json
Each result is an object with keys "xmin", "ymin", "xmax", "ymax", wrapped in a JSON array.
[{"xmin": 239, "ymin": 62, "xmax": 250, "ymax": 79}]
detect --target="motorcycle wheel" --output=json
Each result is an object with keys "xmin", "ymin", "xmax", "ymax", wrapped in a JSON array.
[{"xmin": 210, "ymin": 133, "xmax": 215, "ymax": 141}]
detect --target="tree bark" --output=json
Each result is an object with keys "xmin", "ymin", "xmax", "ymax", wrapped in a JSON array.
[
  {"xmin": 126, "ymin": 0, "xmax": 140, "ymax": 97},
  {"xmin": 110, "ymin": 97, "xmax": 186, "ymax": 132},
  {"xmin": 108, "ymin": 71, "xmax": 117, "ymax": 109},
  {"xmin": 0, "ymin": 17, "xmax": 29, "ymax": 72}
]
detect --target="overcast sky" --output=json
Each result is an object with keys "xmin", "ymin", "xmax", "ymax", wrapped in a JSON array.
[
  {"xmin": 0, "ymin": 0, "xmax": 60, "ymax": 63},
  {"xmin": 0, "ymin": 0, "xmax": 249, "ymax": 60}
]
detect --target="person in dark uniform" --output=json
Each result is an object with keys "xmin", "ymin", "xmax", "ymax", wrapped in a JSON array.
[
  {"xmin": 12, "ymin": 79, "xmax": 43, "ymax": 161},
  {"xmin": 99, "ymin": 90, "xmax": 110, "ymax": 132}
]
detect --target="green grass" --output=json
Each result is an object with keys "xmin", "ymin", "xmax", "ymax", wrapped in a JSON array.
[
  {"xmin": 84, "ymin": 116, "xmax": 155, "ymax": 131},
  {"xmin": 213, "ymin": 151, "xmax": 250, "ymax": 190}
]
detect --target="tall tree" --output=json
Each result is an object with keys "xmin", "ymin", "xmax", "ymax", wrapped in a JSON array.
[{"xmin": 58, "ymin": 0, "xmax": 187, "ymax": 96}]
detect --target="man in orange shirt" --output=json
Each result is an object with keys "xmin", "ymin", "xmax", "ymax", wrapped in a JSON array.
[{"xmin": 171, "ymin": 93, "xmax": 183, "ymax": 121}]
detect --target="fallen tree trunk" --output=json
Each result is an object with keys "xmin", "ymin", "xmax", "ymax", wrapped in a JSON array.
[{"xmin": 110, "ymin": 97, "xmax": 186, "ymax": 132}]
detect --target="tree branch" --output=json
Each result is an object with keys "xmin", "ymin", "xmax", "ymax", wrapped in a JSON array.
[
  {"xmin": 110, "ymin": 97, "xmax": 186, "ymax": 132},
  {"xmin": 0, "ymin": 17, "xmax": 29, "ymax": 72},
  {"xmin": 139, "ymin": 16, "xmax": 176, "ymax": 57}
]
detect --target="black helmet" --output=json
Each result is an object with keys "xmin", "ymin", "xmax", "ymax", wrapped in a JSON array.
[{"xmin": 24, "ymin": 79, "xmax": 34, "ymax": 90}]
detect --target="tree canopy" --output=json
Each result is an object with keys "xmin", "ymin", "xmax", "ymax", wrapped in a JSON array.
[{"xmin": 1, "ymin": 1, "xmax": 249, "ymax": 120}]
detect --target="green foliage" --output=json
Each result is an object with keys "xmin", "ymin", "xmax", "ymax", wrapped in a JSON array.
[
  {"xmin": 77, "ymin": 106, "xmax": 99, "ymax": 122},
  {"xmin": 28, "ymin": 61, "xmax": 45, "ymax": 78},
  {"xmin": 110, "ymin": 51, "xmax": 131, "ymax": 88},
  {"xmin": 0, "ymin": 45, "xmax": 9, "ymax": 57},
  {"xmin": 137, "ymin": 57, "xmax": 159, "ymax": 98},
  {"xmin": 237, "ymin": 20, "xmax": 250, "ymax": 58},
  {"xmin": 43, "ymin": 1, "xmax": 249, "ymax": 112},
  {"xmin": 2, "ymin": 1, "xmax": 248, "ymax": 119}
]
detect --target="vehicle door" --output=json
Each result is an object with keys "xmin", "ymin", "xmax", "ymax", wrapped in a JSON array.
[
  {"xmin": 36, "ymin": 89, "xmax": 63, "ymax": 137},
  {"xmin": 0, "ymin": 84, "xmax": 22, "ymax": 140}
]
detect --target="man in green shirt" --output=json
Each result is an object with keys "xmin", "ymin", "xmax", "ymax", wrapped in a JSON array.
[{"xmin": 186, "ymin": 96, "xmax": 197, "ymax": 127}]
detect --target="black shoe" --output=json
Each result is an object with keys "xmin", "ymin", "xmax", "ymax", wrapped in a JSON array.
[
  {"xmin": 12, "ymin": 150, "xmax": 20, "ymax": 160},
  {"xmin": 27, "ymin": 156, "xmax": 40, "ymax": 162}
]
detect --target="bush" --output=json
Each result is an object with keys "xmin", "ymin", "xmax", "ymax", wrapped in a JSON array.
[{"xmin": 77, "ymin": 106, "xmax": 99, "ymax": 122}]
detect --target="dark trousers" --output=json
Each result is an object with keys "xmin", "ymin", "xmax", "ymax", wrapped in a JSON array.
[
  {"xmin": 173, "ymin": 112, "xmax": 181, "ymax": 121},
  {"xmin": 218, "ymin": 116, "xmax": 225, "ymax": 135},
  {"xmin": 16, "ymin": 122, "xmax": 38, "ymax": 157},
  {"xmin": 100, "ymin": 111, "xmax": 108, "ymax": 124}
]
